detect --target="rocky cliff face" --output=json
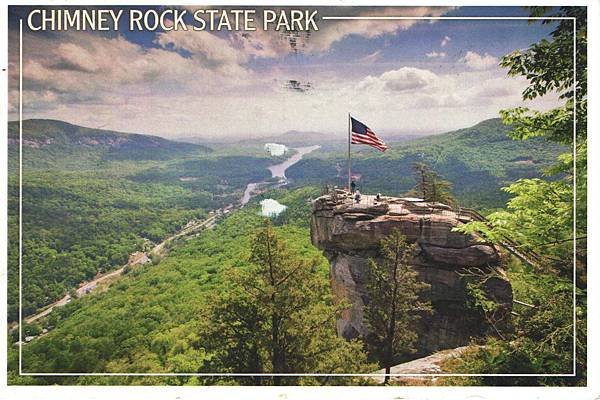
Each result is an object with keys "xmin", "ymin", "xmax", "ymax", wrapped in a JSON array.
[{"xmin": 310, "ymin": 192, "xmax": 512, "ymax": 354}]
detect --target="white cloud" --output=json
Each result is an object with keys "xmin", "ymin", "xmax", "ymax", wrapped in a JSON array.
[
  {"xmin": 415, "ymin": 92, "xmax": 467, "ymax": 108},
  {"xmin": 7, "ymin": 12, "xmax": 562, "ymax": 139},
  {"xmin": 460, "ymin": 51, "xmax": 498, "ymax": 70},
  {"xmin": 15, "ymin": 32, "xmax": 206, "ymax": 92},
  {"xmin": 12, "ymin": 65, "xmax": 560, "ymax": 139},
  {"xmin": 441, "ymin": 35, "xmax": 451, "ymax": 47},
  {"xmin": 426, "ymin": 51, "xmax": 446, "ymax": 58},
  {"xmin": 9, "ymin": 30, "xmax": 255, "ymax": 113},
  {"xmin": 154, "ymin": 29, "xmax": 250, "ymax": 74},
  {"xmin": 357, "ymin": 67, "xmax": 439, "ymax": 94},
  {"xmin": 175, "ymin": 6, "xmax": 456, "ymax": 58},
  {"xmin": 471, "ymin": 77, "xmax": 519, "ymax": 98},
  {"xmin": 378, "ymin": 67, "xmax": 439, "ymax": 92},
  {"xmin": 308, "ymin": 7, "xmax": 454, "ymax": 52}
]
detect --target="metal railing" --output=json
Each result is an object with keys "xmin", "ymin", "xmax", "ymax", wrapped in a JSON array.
[{"xmin": 456, "ymin": 206, "xmax": 543, "ymax": 270}]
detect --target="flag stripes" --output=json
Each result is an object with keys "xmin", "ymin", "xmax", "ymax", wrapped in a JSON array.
[{"xmin": 350, "ymin": 116, "xmax": 388, "ymax": 152}]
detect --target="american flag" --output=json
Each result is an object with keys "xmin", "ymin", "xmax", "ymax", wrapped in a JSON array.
[{"xmin": 351, "ymin": 116, "xmax": 388, "ymax": 152}]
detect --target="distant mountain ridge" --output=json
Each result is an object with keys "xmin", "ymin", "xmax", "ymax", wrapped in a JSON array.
[
  {"xmin": 286, "ymin": 117, "xmax": 566, "ymax": 209},
  {"xmin": 176, "ymin": 129, "xmax": 425, "ymax": 146},
  {"xmin": 8, "ymin": 119, "xmax": 210, "ymax": 162}
]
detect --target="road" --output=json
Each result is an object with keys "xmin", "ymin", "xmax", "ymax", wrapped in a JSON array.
[
  {"xmin": 18, "ymin": 146, "xmax": 317, "ymax": 329},
  {"xmin": 22, "ymin": 213, "xmax": 220, "ymax": 326}
]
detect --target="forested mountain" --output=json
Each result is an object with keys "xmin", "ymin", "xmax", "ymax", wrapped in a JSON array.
[
  {"xmin": 5, "ymin": 114, "xmax": 581, "ymax": 386},
  {"xmin": 7, "ymin": 120, "xmax": 274, "ymax": 322},
  {"xmin": 5, "ymin": 104, "xmax": 579, "ymax": 386},
  {"xmin": 287, "ymin": 118, "xmax": 565, "ymax": 209},
  {"xmin": 7, "ymin": 119, "xmax": 211, "ymax": 169},
  {"xmin": 6, "ymin": 115, "xmax": 563, "ymax": 322}
]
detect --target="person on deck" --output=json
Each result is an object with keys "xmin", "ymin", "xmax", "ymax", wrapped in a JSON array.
[
  {"xmin": 350, "ymin": 180, "xmax": 356, "ymax": 193},
  {"xmin": 354, "ymin": 190, "xmax": 361, "ymax": 204}
]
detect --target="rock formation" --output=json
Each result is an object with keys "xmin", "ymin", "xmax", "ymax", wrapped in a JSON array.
[
  {"xmin": 310, "ymin": 192, "xmax": 512, "ymax": 355},
  {"xmin": 372, "ymin": 345, "xmax": 474, "ymax": 384}
]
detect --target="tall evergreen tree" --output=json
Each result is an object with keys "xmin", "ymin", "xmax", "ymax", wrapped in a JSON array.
[
  {"xmin": 364, "ymin": 229, "xmax": 431, "ymax": 384},
  {"xmin": 204, "ymin": 220, "xmax": 372, "ymax": 385}
]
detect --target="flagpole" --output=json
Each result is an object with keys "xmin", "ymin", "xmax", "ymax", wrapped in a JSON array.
[{"xmin": 347, "ymin": 112, "xmax": 351, "ymax": 193}]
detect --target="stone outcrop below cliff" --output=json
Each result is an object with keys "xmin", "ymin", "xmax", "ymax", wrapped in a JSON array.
[
  {"xmin": 310, "ymin": 192, "xmax": 512, "ymax": 355},
  {"xmin": 372, "ymin": 345, "xmax": 475, "ymax": 384}
]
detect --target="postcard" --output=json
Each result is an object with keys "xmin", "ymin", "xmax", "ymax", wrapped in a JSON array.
[{"xmin": 2, "ymin": 2, "xmax": 595, "ymax": 399}]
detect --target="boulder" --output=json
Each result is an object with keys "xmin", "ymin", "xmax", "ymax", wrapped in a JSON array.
[{"xmin": 311, "ymin": 194, "xmax": 512, "ymax": 355}]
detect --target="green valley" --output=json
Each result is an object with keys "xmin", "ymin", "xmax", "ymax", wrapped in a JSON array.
[{"xmin": 7, "ymin": 119, "xmax": 273, "ymax": 321}]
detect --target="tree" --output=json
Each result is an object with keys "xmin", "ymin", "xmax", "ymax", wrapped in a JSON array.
[
  {"xmin": 411, "ymin": 162, "xmax": 430, "ymax": 200},
  {"xmin": 440, "ymin": 274, "xmax": 585, "ymax": 386},
  {"xmin": 451, "ymin": 6, "xmax": 587, "ymax": 386},
  {"xmin": 68, "ymin": 288, "xmax": 78, "ymax": 300},
  {"xmin": 203, "ymin": 220, "xmax": 372, "ymax": 385},
  {"xmin": 364, "ymin": 229, "xmax": 431, "ymax": 384},
  {"xmin": 410, "ymin": 162, "xmax": 456, "ymax": 205},
  {"xmin": 458, "ymin": 6, "xmax": 586, "ymax": 284}
]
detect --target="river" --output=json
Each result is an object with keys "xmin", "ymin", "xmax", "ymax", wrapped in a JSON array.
[
  {"xmin": 241, "ymin": 145, "xmax": 320, "ymax": 205},
  {"xmin": 17, "ymin": 145, "xmax": 319, "ymax": 331}
]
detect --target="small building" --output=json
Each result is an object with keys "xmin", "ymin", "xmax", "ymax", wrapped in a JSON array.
[{"xmin": 128, "ymin": 251, "xmax": 151, "ymax": 266}]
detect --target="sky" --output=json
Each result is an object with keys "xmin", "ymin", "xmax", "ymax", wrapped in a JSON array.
[{"xmin": 7, "ymin": 6, "xmax": 565, "ymax": 140}]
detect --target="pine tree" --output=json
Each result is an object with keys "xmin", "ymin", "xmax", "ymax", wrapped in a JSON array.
[
  {"xmin": 410, "ymin": 162, "xmax": 455, "ymax": 205},
  {"xmin": 364, "ymin": 229, "xmax": 431, "ymax": 384},
  {"xmin": 204, "ymin": 220, "xmax": 372, "ymax": 385},
  {"xmin": 411, "ymin": 162, "xmax": 430, "ymax": 199}
]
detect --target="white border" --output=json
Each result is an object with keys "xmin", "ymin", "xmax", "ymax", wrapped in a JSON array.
[
  {"xmin": 7, "ymin": 1, "xmax": 585, "ymax": 386},
  {"xmin": 18, "ymin": 16, "xmax": 23, "ymax": 377}
]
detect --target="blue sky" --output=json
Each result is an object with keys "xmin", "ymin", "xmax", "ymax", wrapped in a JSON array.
[{"xmin": 8, "ymin": 6, "xmax": 565, "ymax": 138}]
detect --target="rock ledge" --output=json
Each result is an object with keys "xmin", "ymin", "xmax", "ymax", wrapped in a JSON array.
[{"xmin": 310, "ymin": 193, "xmax": 512, "ymax": 354}]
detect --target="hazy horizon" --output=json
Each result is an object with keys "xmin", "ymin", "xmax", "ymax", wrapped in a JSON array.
[
  {"xmin": 9, "ymin": 115, "xmax": 499, "ymax": 143},
  {"xmin": 8, "ymin": 6, "xmax": 562, "ymax": 139}
]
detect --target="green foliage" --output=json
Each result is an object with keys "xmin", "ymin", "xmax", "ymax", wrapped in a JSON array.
[
  {"xmin": 201, "ymin": 220, "xmax": 372, "ymax": 385},
  {"xmin": 501, "ymin": 7, "xmax": 586, "ymax": 104},
  {"xmin": 130, "ymin": 156, "xmax": 272, "ymax": 195},
  {"xmin": 364, "ymin": 230, "xmax": 431, "ymax": 383},
  {"xmin": 445, "ymin": 7, "xmax": 587, "ymax": 385},
  {"xmin": 441, "ymin": 268, "xmax": 585, "ymax": 386},
  {"xmin": 455, "ymin": 178, "xmax": 574, "ymax": 276},
  {"xmin": 267, "ymin": 186, "xmax": 321, "ymax": 228},
  {"xmin": 7, "ymin": 120, "xmax": 277, "ymax": 322},
  {"xmin": 10, "ymin": 197, "xmax": 373, "ymax": 385},
  {"xmin": 460, "ymin": 267, "xmax": 512, "ymax": 340},
  {"xmin": 409, "ymin": 162, "xmax": 455, "ymax": 205},
  {"xmin": 458, "ymin": 6, "xmax": 586, "ymax": 285},
  {"xmin": 11, "ymin": 209, "xmax": 258, "ymax": 381},
  {"xmin": 23, "ymin": 322, "xmax": 43, "ymax": 337},
  {"xmin": 7, "ymin": 171, "xmax": 209, "ymax": 320}
]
